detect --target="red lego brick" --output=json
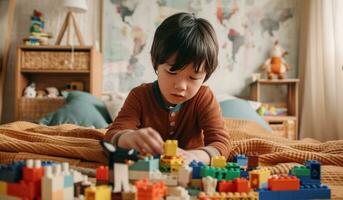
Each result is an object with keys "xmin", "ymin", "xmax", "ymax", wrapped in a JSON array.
[
  {"xmin": 23, "ymin": 167, "xmax": 44, "ymax": 182},
  {"xmin": 247, "ymin": 153, "xmax": 259, "ymax": 169},
  {"xmin": 234, "ymin": 178, "xmax": 250, "ymax": 193},
  {"xmin": 7, "ymin": 180, "xmax": 39, "ymax": 200},
  {"xmin": 218, "ymin": 180, "xmax": 234, "ymax": 192},
  {"xmin": 96, "ymin": 165, "xmax": 109, "ymax": 182},
  {"xmin": 135, "ymin": 179, "xmax": 166, "ymax": 200},
  {"xmin": 268, "ymin": 175, "xmax": 300, "ymax": 191}
]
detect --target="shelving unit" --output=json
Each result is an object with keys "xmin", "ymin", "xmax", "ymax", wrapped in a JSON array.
[
  {"xmin": 250, "ymin": 79, "xmax": 299, "ymax": 139},
  {"xmin": 15, "ymin": 45, "xmax": 102, "ymax": 122}
]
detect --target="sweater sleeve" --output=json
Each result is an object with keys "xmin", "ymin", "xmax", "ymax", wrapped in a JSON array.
[
  {"xmin": 104, "ymin": 88, "xmax": 142, "ymax": 142},
  {"xmin": 196, "ymin": 87, "xmax": 232, "ymax": 158}
]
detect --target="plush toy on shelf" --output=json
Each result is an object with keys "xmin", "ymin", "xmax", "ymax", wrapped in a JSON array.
[
  {"xmin": 261, "ymin": 40, "xmax": 290, "ymax": 79},
  {"xmin": 23, "ymin": 83, "xmax": 37, "ymax": 98}
]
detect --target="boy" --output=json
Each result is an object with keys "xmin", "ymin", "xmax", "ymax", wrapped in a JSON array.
[{"xmin": 105, "ymin": 12, "xmax": 231, "ymax": 164}]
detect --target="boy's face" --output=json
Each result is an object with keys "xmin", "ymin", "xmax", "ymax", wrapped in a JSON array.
[{"xmin": 157, "ymin": 58, "xmax": 206, "ymax": 105}]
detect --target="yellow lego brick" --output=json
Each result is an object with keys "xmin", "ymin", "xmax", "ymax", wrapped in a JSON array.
[
  {"xmin": 211, "ymin": 156, "xmax": 226, "ymax": 168},
  {"xmin": 0, "ymin": 181, "xmax": 7, "ymax": 195},
  {"xmin": 249, "ymin": 169, "xmax": 271, "ymax": 189},
  {"xmin": 170, "ymin": 158, "xmax": 183, "ymax": 172},
  {"xmin": 85, "ymin": 185, "xmax": 111, "ymax": 200},
  {"xmin": 164, "ymin": 140, "xmax": 178, "ymax": 157}
]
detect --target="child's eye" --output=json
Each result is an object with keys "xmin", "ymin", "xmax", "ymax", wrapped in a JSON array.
[
  {"xmin": 190, "ymin": 76, "xmax": 201, "ymax": 80},
  {"xmin": 166, "ymin": 70, "xmax": 177, "ymax": 75}
]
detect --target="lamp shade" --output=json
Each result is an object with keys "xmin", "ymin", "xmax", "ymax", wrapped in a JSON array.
[{"xmin": 63, "ymin": 0, "xmax": 88, "ymax": 13}]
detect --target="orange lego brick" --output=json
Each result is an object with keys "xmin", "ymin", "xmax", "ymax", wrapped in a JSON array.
[{"xmin": 268, "ymin": 175, "xmax": 300, "ymax": 191}]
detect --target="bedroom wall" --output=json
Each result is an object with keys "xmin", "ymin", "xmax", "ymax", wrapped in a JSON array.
[{"xmin": 1, "ymin": 0, "xmax": 299, "ymax": 123}]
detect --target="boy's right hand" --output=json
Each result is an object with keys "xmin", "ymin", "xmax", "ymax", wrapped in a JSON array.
[{"xmin": 117, "ymin": 127, "xmax": 164, "ymax": 155}]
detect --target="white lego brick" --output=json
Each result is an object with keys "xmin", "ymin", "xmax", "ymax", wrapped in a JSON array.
[
  {"xmin": 166, "ymin": 186, "xmax": 190, "ymax": 200},
  {"xmin": 178, "ymin": 165, "xmax": 192, "ymax": 187},
  {"xmin": 165, "ymin": 173, "xmax": 178, "ymax": 186},
  {"xmin": 42, "ymin": 166, "xmax": 64, "ymax": 200},
  {"xmin": 202, "ymin": 176, "xmax": 217, "ymax": 194},
  {"xmin": 63, "ymin": 187, "xmax": 74, "ymax": 200},
  {"xmin": 129, "ymin": 170, "xmax": 152, "ymax": 180}
]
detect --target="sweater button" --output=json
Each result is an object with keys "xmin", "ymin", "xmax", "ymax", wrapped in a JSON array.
[
  {"xmin": 169, "ymin": 131, "xmax": 174, "ymax": 135},
  {"xmin": 170, "ymin": 121, "xmax": 175, "ymax": 126},
  {"xmin": 170, "ymin": 112, "xmax": 176, "ymax": 117}
]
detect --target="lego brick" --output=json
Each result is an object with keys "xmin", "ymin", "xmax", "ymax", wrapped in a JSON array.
[
  {"xmin": 164, "ymin": 140, "xmax": 178, "ymax": 157},
  {"xmin": 96, "ymin": 166, "xmax": 109, "ymax": 182},
  {"xmin": 129, "ymin": 156, "xmax": 159, "ymax": 171},
  {"xmin": 166, "ymin": 186, "xmax": 190, "ymax": 200},
  {"xmin": 234, "ymin": 178, "xmax": 250, "ymax": 193},
  {"xmin": 297, "ymin": 184, "xmax": 331, "ymax": 199},
  {"xmin": 247, "ymin": 153, "xmax": 259, "ymax": 169},
  {"xmin": 289, "ymin": 166, "xmax": 310, "ymax": 177},
  {"xmin": 304, "ymin": 160, "xmax": 321, "ymax": 180},
  {"xmin": 85, "ymin": 185, "xmax": 111, "ymax": 200},
  {"xmin": 211, "ymin": 156, "xmax": 226, "ymax": 168},
  {"xmin": 226, "ymin": 162, "xmax": 240, "ymax": 170},
  {"xmin": 0, "ymin": 161, "xmax": 25, "ymax": 182},
  {"xmin": 190, "ymin": 179, "xmax": 202, "ymax": 188},
  {"xmin": 268, "ymin": 175, "xmax": 300, "ymax": 191},
  {"xmin": 41, "ymin": 166, "xmax": 64, "ymax": 200},
  {"xmin": 202, "ymin": 176, "xmax": 217, "ymax": 194},
  {"xmin": 165, "ymin": 173, "xmax": 178, "ymax": 186},
  {"xmin": 225, "ymin": 168, "xmax": 241, "ymax": 180},
  {"xmin": 299, "ymin": 176, "xmax": 320, "ymax": 185},
  {"xmin": 129, "ymin": 170, "xmax": 152, "ymax": 180},
  {"xmin": 249, "ymin": 169, "xmax": 271, "ymax": 189},
  {"xmin": 240, "ymin": 169, "xmax": 249, "ymax": 179},
  {"xmin": 63, "ymin": 186, "xmax": 74, "ymax": 200},
  {"xmin": 189, "ymin": 160, "xmax": 205, "ymax": 179},
  {"xmin": 233, "ymin": 154, "xmax": 248, "ymax": 167},
  {"xmin": 135, "ymin": 179, "xmax": 166, "ymax": 200},
  {"xmin": 0, "ymin": 181, "xmax": 7, "ymax": 195},
  {"xmin": 64, "ymin": 175, "xmax": 74, "ymax": 188},
  {"xmin": 23, "ymin": 159, "xmax": 44, "ymax": 182},
  {"xmin": 177, "ymin": 165, "xmax": 192, "ymax": 187},
  {"xmin": 218, "ymin": 180, "xmax": 234, "ymax": 192}
]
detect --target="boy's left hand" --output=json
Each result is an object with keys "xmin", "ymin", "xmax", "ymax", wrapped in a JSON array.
[{"xmin": 177, "ymin": 148, "xmax": 210, "ymax": 165}]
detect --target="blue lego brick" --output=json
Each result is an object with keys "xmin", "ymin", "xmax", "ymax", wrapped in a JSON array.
[
  {"xmin": 299, "ymin": 176, "xmax": 320, "ymax": 185},
  {"xmin": 41, "ymin": 161, "xmax": 55, "ymax": 167},
  {"xmin": 233, "ymin": 154, "xmax": 248, "ymax": 167},
  {"xmin": 64, "ymin": 175, "xmax": 74, "ymax": 188},
  {"xmin": 189, "ymin": 160, "xmax": 205, "ymax": 179},
  {"xmin": 129, "ymin": 156, "xmax": 159, "ymax": 171},
  {"xmin": 304, "ymin": 160, "xmax": 321, "ymax": 180},
  {"xmin": 257, "ymin": 188, "xmax": 280, "ymax": 200},
  {"xmin": 240, "ymin": 169, "xmax": 249, "ymax": 179},
  {"xmin": 0, "ymin": 161, "xmax": 25, "ymax": 182},
  {"xmin": 296, "ymin": 184, "xmax": 331, "ymax": 199}
]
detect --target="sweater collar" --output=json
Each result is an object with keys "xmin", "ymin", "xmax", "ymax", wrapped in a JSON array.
[{"xmin": 153, "ymin": 81, "xmax": 183, "ymax": 112}]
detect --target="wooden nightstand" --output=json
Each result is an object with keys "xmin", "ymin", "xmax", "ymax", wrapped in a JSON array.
[
  {"xmin": 250, "ymin": 79, "xmax": 299, "ymax": 139},
  {"xmin": 15, "ymin": 45, "xmax": 102, "ymax": 122}
]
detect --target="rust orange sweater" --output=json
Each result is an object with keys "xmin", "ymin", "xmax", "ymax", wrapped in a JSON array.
[{"xmin": 105, "ymin": 81, "xmax": 231, "ymax": 158}]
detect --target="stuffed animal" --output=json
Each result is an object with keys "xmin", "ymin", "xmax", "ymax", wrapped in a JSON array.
[
  {"xmin": 23, "ymin": 83, "xmax": 37, "ymax": 98},
  {"xmin": 45, "ymin": 87, "xmax": 59, "ymax": 98},
  {"xmin": 261, "ymin": 40, "xmax": 290, "ymax": 79}
]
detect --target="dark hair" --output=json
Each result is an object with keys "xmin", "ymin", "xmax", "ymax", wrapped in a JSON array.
[{"xmin": 150, "ymin": 12, "xmax": 219, "ymax": 81}]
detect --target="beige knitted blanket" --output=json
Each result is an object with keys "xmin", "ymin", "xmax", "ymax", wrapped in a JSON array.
[{"xmin": 0, "ymin": 120, "xmax": 342, "ymax": 198}]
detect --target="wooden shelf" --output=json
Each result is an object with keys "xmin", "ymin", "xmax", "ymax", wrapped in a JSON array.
[
  {"xmin": 21, "ymin": 69, "xmax": 90, "ymax": 73},
  {"xmin": 15, "ymin": 45, "xmax": 102, "ymax": 122},
  {"xmin": 250, "ymin": 79, "xmax": 300, "ymax": 139},
  {"xmin": 263, "ymin": 116, "xmax": 297, "ymax": 122}
]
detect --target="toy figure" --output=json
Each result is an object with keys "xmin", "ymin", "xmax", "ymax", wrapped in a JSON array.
[
  {"xmin": 100, "ymin": 140, "xmax": 139, "ymax": 193},
  {"xmin": 23, "ymin": 83, "xmax": 37, "ymax": 98},
  {"xmin": 261, "ymin": 40, "xmax": 290, "ymax": 79}
]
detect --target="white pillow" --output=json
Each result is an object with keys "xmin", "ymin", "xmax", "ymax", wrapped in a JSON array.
[{"xmin": 102, "ymin": 93, "xmax": 128, "ymax": 121}]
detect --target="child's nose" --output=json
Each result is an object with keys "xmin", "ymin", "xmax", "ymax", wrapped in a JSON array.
[{"xmin": 174, "ymin": 79, "xmax": 187, "ymax": 91}]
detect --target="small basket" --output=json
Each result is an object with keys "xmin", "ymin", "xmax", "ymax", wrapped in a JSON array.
[
  {"xmin": 18, "ymin": 97, "xmax": 65, "ymax": 122},
  {"xmin": 21, "ymin": 51, "xmax": 90, "ymax": 71}
]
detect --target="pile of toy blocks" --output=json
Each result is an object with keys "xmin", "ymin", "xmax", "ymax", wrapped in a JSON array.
[{"xmin": 0, "ymin": 139, "xmax": 331, "ymax": 200}]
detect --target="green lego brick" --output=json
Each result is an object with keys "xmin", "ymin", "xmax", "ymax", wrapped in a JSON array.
[
  {"xmin": 226, "ymin": 162, "xmax": 240, "ymax": 170},
  {"xmin": 290, "ymin": 166, "xmax": 310, "ymax": 177},
  {"xmin": 159, "ymin": 164, "xmax": 170, "ymax": 173},
  {"xmin": 224, "ymin": 168, "xmax": 240, "ymax": 180}
]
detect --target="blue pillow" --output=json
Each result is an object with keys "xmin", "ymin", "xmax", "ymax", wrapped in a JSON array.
[
  {"xmin": 220, "ymin": 99, "xmax": 272, "ymax": 132},
  {"xmin": 38, "ymin": 91, "xmax": 111, "ymax": 128}
]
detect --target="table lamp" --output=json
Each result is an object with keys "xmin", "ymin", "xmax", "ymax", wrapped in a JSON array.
[{"xmin": 55, "ymin": 0, "xmax": 88, "ymax": 46}]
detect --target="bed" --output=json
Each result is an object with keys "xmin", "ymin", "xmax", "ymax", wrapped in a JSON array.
[{"xmin": 0, "ymin": 119, "xmax": 342, "ymax": 199}]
